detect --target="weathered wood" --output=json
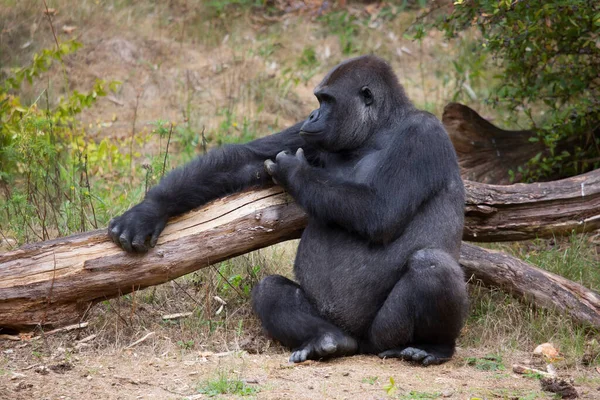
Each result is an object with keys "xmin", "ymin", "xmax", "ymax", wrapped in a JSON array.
[
  {"xmin": 443, "ymin": 102, "xmax": 600, "ymax": 185},
  {"xmin": 0, "ymin": 188, "xmax": 306, "ymax": 331},
  {"xmin": 1, "ymin": 174, "xmax": 600, "ymax": 330},
  {"xmin": 464, "ymin": 169, "xmax": 600, "ymax": 241},
  {"xmin": 442, "ymin": 102, "xmax": 542, "ymax": 184},
  {"xmin": 460, "ymin": 243, "xmax": 600, "ymax": 328}
]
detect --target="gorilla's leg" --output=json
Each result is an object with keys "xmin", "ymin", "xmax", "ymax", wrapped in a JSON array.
[
  {"xmin": 252, "ymin": 275, "xmax": 358, "ymax": 363},
  {"xmin": 366, "ymin": 249, "xmax": 468, "ymax": 366}
]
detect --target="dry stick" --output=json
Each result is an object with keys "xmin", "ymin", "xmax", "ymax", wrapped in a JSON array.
[
  {"xmin": 162, "ymin": 312, "xmax": 193, "ymax": 320},
  {"xmin": 103, "ymin": 295, "xmax": 131, "ymax": 328},
  {"xmin": 41, "ymin": 0, "xmax": 69, "ymax": 95},
  {"xmin": 129, "ymin": 284, "xmax": 138, "ymax": 323},
  {"xmin": 162, "ymin": 123, "xmax": 174, "ymax": 179},
  {"xmin": 0, "ymin": 229, "xmax": 16, "ymax": 251},
  {"xmin": 210, "ymin": 263, "xmax": 245, "ymax": 300},
  {"xmin": 31, "ymin": 322, "xmax": 89, "ymax": 339},
  {"xmin": 83, "ymin": 154, "xmax": 98, "ymax": 228},
  {"xmin": 41, "ymin": 0, "xmax": 60, "ymax": 49},
  {"xmin": 130, "ymin": 89, "xmax": 143, "ymax": 181},
  {"xmin": 201, "ymin": 125, "xmax": 207, "ymax": 155},
  {"xmin": 125, "ymin": 331, "xmax": 155, "ymax": 349},
  {"xmin": 171, "ymin": 279, "xmax": 203, "ymax": 308},
  {"xmin": 78, "ymin": 153, "xmax": 86, "ymax": 232}
]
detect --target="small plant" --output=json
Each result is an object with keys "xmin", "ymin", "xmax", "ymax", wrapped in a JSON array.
[
  {"xmin": 523, "ymin": 371, "xmax": 545, "ymax": 380},
  {"xmin": 197, "ymin": 370, "xmax": 259, "ymax": 397},
  {"xmin": 177, "ymin": 339, "xmax": 195, "ymax": 350},
  {"xmin": 362, "ymin": 375, "xmax": 379, "ymax": 385},
  {"xmin": 465, "ymin": 354, "xmax": 505, "ymax": 371},
  {"xmin": 383, "ymin": 376, "xmax": 398, "ymax": 396}
]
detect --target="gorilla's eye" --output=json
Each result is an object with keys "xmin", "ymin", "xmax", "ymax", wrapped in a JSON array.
[{"xmin": 360, "ymin": 86, "xmax": 373, "ymax": 106}]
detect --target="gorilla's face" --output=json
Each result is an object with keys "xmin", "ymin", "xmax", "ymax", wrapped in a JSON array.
[{"xmin": 300, "ymin": 57, "xmax": 382, "ymax": 152}]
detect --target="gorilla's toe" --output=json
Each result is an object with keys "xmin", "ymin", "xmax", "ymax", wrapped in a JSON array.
[
  {"xmin": 399, "ymin": 347, "xmax": 428, "ymax": 361},
  {"xmin": 289, "ymin": 333, "xmax": 357, "ymax": 363},
  {"xmin": 289, "ymin": 348, "xmax": 310, "ymax": 363},
  {"xmin": 378, "ymin": 347, "xmax": 445, "ymax": 366}
]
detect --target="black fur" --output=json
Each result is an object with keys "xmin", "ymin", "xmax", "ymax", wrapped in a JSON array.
[{"xmin": 109, "ymin": 55, "xmax": 468, "ymax": 365}]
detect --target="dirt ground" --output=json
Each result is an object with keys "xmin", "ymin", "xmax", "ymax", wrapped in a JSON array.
[{"xmin": 2, "ymin": 337, "xmax": 600, "ymax": 400}]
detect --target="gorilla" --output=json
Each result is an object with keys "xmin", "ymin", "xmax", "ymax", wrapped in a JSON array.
[{"xmin": 109, "ymin": 55, "xmax": 468, "ymax": 366}]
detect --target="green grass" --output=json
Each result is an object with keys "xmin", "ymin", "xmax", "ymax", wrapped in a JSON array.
[
  {"xmin": 507, "ymin": 234, "xmax": 600, "ymax": 291},
  {"xmin": 465, "ymin": 354, "xmax": 505, "ymax": 371},
  {"xmin": 196, "ymin": 370, "xmax": 260, "ymax": 397}
]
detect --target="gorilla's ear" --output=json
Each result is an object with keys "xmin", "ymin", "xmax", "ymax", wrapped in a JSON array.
[{"xmin": 360, "ymin": 86, "xmax": 374, "ymax": 106}]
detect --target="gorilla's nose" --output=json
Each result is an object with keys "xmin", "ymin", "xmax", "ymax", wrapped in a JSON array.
[{"xmin": 308, "ymin": 109, "xmax": 320, "ymax": 122}]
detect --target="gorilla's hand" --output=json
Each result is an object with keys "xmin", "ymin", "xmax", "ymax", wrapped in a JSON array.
[
  {"xmin": 108, "ymin": 200, "xmax": 168, "ymax": 253},
  {"xmin": 264, "ymin": 148, "xmax": 307, "ymax": 187}
]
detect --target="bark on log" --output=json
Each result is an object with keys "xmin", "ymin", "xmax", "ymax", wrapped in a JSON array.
[
  {"xmin": 1, "ymin": 177, "xmax": 600, "ymax": 330},
  {"xmin": 443, "ymin": 102, "xmax": 600, "ymax": 185},
  {"xmin": 460, "ymin": 243, "xmax": 600, "ymax": 328},
  {"xmin": 464, "ymin": 169, "xmax": 600, "ymax": 241},
  {"xmin": 0, "ymin": 188, "xmax": 306, "ymax": 331},
  {"xmin": 442, "ymin": 102, "xmax": 542, "ymax": 184}
]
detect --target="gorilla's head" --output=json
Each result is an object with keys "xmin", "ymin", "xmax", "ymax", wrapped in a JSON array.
[{"xmin": 300, "ymin": 55, "xmax": 413, "ymax": 152}]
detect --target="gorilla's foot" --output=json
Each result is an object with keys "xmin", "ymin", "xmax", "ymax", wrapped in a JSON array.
[
  {"xmin": 378, "ymin": 345, "xmax": 454, "ymax": 366},
  {"xmin": 289, "ymin": 332, "xmax": 358, "ymax": 363}
]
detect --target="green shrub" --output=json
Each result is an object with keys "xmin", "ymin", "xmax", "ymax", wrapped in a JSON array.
[
  {"xmin": 0, "ymin": 42, "xmax": 124, "ymax": 244},
  {"xmin": 419, "ymin": 0, "xmax": 600, "ymax": 181}
]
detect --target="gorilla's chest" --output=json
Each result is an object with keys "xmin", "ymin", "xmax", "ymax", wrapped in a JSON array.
[{"xmin": 322, "ymin": 151, "xmax": 381, "ymax": 183}]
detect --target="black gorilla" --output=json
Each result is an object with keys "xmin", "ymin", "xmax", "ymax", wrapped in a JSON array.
[{"xmin": 109, "ymin": 55, "xmax": 468, "ymax": 366}]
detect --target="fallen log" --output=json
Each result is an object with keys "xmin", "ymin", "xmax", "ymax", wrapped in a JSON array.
[
  {"xmin": 461, "ymin": 243, "xmax": 600, "ymax": 328},
  {"xmin": 1, "ymin": 180, "xmax": 599, "ymax": 330},
  {"xmin": 0, "ymin": 188, "xmax": 306, "ymax": 331},
  {"xmin": 464, "ymin": 169, "xmax": 600, "ymax": 241}
]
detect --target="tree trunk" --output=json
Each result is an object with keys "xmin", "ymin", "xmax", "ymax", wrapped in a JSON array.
[
  {"xmin": 0, "ymin": 188, "xmax": 306, "ymax": 331},
  {"xmin": 1, "ymin": 177, "xmax": 600, "ymax": 331},
  {"xmin": 464, "ymin": 169, "xmax": 600, "ymax": 241},
  {"xmin": 460, "ymin": 243, "xmax": 600, "ymax": 328}
]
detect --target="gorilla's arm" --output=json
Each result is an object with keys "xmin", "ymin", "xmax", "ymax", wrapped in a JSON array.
[
  {"xmin": 270, "ymin": 119, "xmax": 456, "ymax": 243},
  {"xmin": 109, "ymin": 122, "xmax": 306, "ymax": 252}
]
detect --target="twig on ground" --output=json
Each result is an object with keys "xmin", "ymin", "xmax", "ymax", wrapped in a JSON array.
[
  {"xmin": 161, "ymin": 312, "xmax": 193, "ymax": 320},
  {"xmin": 32, "ymin": 322, "xmax": 89, "ymax": 340},
  {"xmin": 512, "ymin": 364, "xmax": 556, "ymax": 378},
  {"xmin": 125, "ymin": 331, "xmax": 155, "ymax": 349}
]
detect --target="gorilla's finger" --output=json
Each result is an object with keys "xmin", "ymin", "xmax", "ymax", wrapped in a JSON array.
[
  {"xmin": 295, "ymin": 147, "xmax": 305, "ymax": 161},
  {"xmin": 275, "ymin": 150, "xmax": 290, "ymax": 162},
  {"xmin": 109, "ymin": 226, "xmax": 120, "ymax": 244},
  {"xmin": 264, "ymin": 159, "xmax": 276, "ymax": 175},
  {"xmin": 131, "ymin": 232, "xmax": 149, "ymax": 253},
  {"xmin": 150, "ymin": 220, "xmax": 167, "ymax": 248},
  {"xmin": 119, "ymin": 231, "xmax": 134, "ymax": 253}
]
